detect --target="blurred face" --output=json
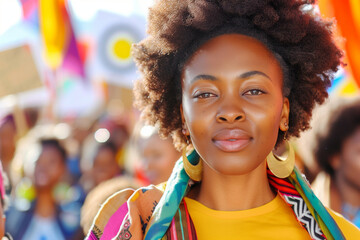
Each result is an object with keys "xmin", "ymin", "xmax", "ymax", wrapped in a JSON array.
[
  {"xmin": 34, "ymin": 146, "xmax": 65, "ymax": 190},
  {"xmin": 139, "ymin": 135, "xmax": 180, "ymax": 185},
  {"xmin": 93, "ymin": 147, "xmax": 120, "ymax": 185},
  {"xmin": 336, "ymin": 127, "xmax": 360, "ymax": 190},
  {"xmin": 0, "ymin": 122, "xmax": 16, "ymax": 163},
  {"xmin": 110, "ymin": 127, "xmax": 128, "ymax": 149},
  {"xmin": 181, "ymin": 34, "xmax": 289, "ymax": 175}
]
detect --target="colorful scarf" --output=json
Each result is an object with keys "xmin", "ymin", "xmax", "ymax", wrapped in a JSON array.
[{"xmin": 88, "ymin": 150, "xmax": 345, "ymax": 240}]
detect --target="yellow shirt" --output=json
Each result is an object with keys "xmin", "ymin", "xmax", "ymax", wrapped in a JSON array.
[{"xmin": 184, "ymin": 195, "xmax": 360, "ymax": 240}]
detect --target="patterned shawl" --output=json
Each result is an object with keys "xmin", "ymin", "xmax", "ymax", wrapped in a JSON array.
[{"xmin": 87, "ymin": 150, "xmax": 345, "ymax": 240}]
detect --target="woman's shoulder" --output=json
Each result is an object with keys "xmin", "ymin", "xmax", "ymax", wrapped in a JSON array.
[
  {"xmin": 86, "ymin": 183, "xmax": 166, "ymax": 240},
  {"xmin": 328, "ymin": 208, "xmax": 360, "ymax": 239}
]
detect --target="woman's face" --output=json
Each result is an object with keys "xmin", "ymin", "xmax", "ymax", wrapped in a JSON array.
[
  {"xmin": 34, "ymin": 146, "xmax": 65, "ymax": 190},
  {"xmin": 93, "ymin": 147, "xmax": 120, "ymax": 185},
  {"xmin": 335, "ymin": 127, "xmax": 360, "ymax": 190},
  {"xmin": 181, "ymin": 34, "xmax": 289, "ymax": 176},
  {"xmin": 139, "ymin": 134, "xmax": 180, "ymax": 185}
]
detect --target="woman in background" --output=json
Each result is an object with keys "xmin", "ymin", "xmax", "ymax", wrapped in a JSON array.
[
  {"xmin": 313, "ymin": 98, "xmax": 360, "ymax": 228},
  {"xmin": 6, "ymin": 139, "xmax": 81, "ymax": 240},
  {"xmin": 0, "ymin": 162, "xmax": 12, "ymax": 240},
  {"xmin": 133, "ymin": 123, "xmax": 181, "ymax": 185}
]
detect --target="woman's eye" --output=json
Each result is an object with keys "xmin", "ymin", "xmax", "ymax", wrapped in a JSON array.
[
  {"xmin": 244, "ymin": 89, "xmax": 265, "ymax": 96},
  {"xmin": 195, "ymin": 92, "xmax": 216, "ymax": 99}
]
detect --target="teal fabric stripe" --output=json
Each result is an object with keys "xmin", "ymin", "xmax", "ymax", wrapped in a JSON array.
[
  {"xmin": 178, "ymin": 208, "xmax": 185, "ymax": 240},
  {"xmin": 293, "ymin": 168, "xmax": 345, "ymax": 240}
]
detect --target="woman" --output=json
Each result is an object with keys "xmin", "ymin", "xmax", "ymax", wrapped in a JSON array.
[
  {"xmin": 132, "ymin": 122, "xmax": 181, "ymax": 186},
  {"xmin": 6, "ymin": 139, "xmax": 81, "ymax": 239},
  {"xmin": 92, "ymin": 141, "xmax": 123, "ymax": 187},
  {"xmin": 87, "ymin": 0, "xmax": 360, "ymax": 239},
  {"xmin": 312, "ymin": 99, "xmax": 360, "ymax": 228},
  {"xmin": 0, "ymin": 162, "xmax": 13, "ymax": 240}
]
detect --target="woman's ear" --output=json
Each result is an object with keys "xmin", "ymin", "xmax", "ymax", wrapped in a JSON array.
[
  {"xmin": 280, "ymin": 97, "xmax": 290, "ymax": 132},
  {"xmin": 330, "ymin": 155, "xmax": 341, "ymax": 171}
]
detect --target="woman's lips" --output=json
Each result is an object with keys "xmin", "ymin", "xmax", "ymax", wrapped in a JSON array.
[{"xmin": 212, "ymin": 129, "xmax": 251, "ymax": 152}]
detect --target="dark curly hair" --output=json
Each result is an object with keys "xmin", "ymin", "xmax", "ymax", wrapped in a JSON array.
[
  {"xmin": 40, "ymin": 138, "xmax": 67, "ymax": 162},
  {"xmin": 133, "ymin": 0, "xmax": 342, "ymax": 150},
  {"xmin": 315, "ymin": 100, "xmax": 360, "ymax": 177}
]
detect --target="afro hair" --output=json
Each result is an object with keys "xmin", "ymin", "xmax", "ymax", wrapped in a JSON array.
[{"xmin": 133, "ymin": 0, "xmax": 343, "ymax": 150}]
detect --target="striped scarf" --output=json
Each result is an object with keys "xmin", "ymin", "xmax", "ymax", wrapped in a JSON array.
[{"xmin": 144, "ymin": 150, "xmax": 345, "ymax": 240}]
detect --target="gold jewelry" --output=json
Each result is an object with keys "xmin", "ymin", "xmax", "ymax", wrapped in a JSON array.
[
  {"xmin": 283, "ymin": 130, "xmax": 288, "ymax": 140},
  {"xmin": 266, "ymin": 142, "xmax": 295, "ymax": 178},
  {"xmin": 283, "ymin": 122, "xmax": 289, "ymax": 140},
  {"xmin": 182, "ymin": 128, "xmax": 187, "ymax": 135},
  {"xmin": 182, "ymin": 149, "xmax": 202, "ymax": 181}
]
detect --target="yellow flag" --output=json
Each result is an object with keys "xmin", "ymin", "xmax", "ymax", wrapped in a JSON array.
[{"xmin": 39, "ymin": 0, "xmax": 67, "ymax": 69}]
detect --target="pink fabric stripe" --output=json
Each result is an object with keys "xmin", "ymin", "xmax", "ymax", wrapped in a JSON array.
[
  {"xmin": 101, "ymin": 202, "xmax": 129, "ymax": 240},
  {"xmin": 171, "ymin": 219, "xmax": 178, "ymax": 240},
  {"xmin": 88, "ymin": 232, "xmax": 98, "ymax": 240}
]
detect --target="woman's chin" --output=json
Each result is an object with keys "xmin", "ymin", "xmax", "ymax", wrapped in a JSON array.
[{"xmin": 203, "ymin": 157, "xmax": 266, "ymax": 177}]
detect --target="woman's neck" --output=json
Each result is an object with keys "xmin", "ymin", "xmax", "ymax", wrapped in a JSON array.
[
  {"xmin": 35, "ymin": 189, "xmax": 57, "ymax": 218},
  {"xmin": 190, "ymin": 160, "xmax": 275, "ymax": 211},
  {"xmin": 335, "ymin": 174, "xmax": 360, "ymax": 208}
]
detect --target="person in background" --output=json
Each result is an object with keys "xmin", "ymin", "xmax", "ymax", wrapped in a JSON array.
[
  {"xmin": 0, "ymin": 115, "xmax": 16, "ymax": 188},
  {"xmin": 0, "ymin": 108, "xmax": 39, "ymax": 194},
  {"xmin": 92, "ymin": 141, "xmax": 123, "ymax": 187},
  {"xmin": 134, "ymin": 124, "xmax": 181, "ymax": 185},
  {"xmin": 0, "ymin": 162, "xmax": 12, "ymax": 240},
  {"xmin": 312, "ymin": 99, "xmax": 360, "ymax": 228},
  {"xmin": 5, "ymin": 139, "xmax": 81, "ymax": 239},
  {"xmin": 100, "ymin": 119, "xmax": 130, "ymax": 170}
]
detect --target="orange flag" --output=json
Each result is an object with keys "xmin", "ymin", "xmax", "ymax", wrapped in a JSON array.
[{"xmin": 319, "ymin": 0, "xmax": 360, "ymax": 88}]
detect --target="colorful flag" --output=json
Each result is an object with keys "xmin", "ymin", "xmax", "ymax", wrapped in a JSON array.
[
  {"xmin": 319, "ymin": 0, "xmax": 360, "ymax": 91},
  {"xmin": 38, "ymin": 0, "xmax": 84, "ymax": 78}
]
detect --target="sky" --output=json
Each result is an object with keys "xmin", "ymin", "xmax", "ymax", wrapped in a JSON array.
[
  {"xmin": 0, "ymin": 0, "xmax": 154, "ymax": 117},
  {"xmin": 0, "ymin": 0, "xmax": 153, "ymax": 36}
]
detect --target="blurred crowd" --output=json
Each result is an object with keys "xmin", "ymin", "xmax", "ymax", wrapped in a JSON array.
[
  {"xmin": 0, "ymin": 104, "xmax": 180, "ymax": 239},
  {"xmin": 0, "ymin": 94, "xmax": 359, "ymax": 239}
]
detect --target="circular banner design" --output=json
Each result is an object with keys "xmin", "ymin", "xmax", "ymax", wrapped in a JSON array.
[{"xmin": 98, "ymin": 24, "xmax": 141, "ymax": 74}]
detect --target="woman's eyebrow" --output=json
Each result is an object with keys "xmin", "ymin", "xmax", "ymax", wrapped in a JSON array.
[
  {"xmin": 191, "ymin": 74, "xmax": 217, "ymax": 83},
  {"xmin": 238, "ymin": 71, "xmax": 271, "ymax": 80},
  {"xmin": 190, "ymin": 71, "xmax": 270, "ymax": 84}
]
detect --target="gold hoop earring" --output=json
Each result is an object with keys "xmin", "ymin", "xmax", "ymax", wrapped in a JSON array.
[
  {"xmin": 182, "ymin": 149, "xmax": 202, "ymax": 181},
  {"xmin": 266, "ymin": 142, "xmax": 295, "ymax": 178}
]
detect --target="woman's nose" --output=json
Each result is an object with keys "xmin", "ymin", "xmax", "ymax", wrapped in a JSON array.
[
  {"xmin": 216, "ymin": 111, "xmax": 245, "ymax": 123},
  {"xmin": 216, "ymin": 102, "xmax": 245, "ymax": 123}
]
